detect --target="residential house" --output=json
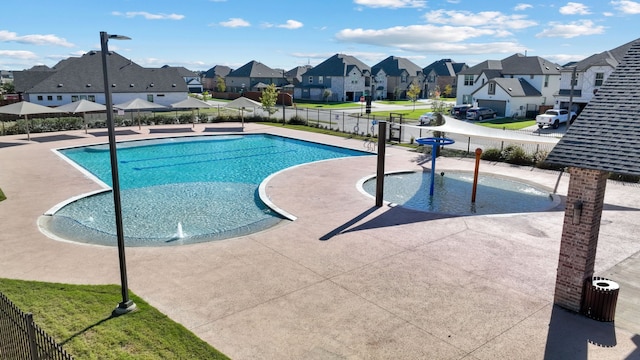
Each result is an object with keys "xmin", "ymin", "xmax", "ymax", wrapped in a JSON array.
[
  {"xmin": 225, "ymin": 60, "xmax": 288, "ymax": 93},
  {"xmin": 166, "ymin": 66, "xmax": 203, "ymax": 93},
  {"xmin": 294, "ymin": 53, "xmax": 371, "ymax": 102},
  {"xmin": 555, "ymin": 39, "xmax": 636, "ymax": 114},
  {"xmin": 371, "ymin": 56, "xmax": 424, "ymax": 100},
  {"xmin": 13, "ymin": 51, "xmax": 188, "ymax": 107},
  {"xmin": 284, "ymin": 65, "xmax": 312, "ymax": 86},
  {"xmin": 0, "ymin": 70, "xmax": 13, "ymax": 86},
  {"xmin": 422, "ymin": 59, "xmax": 467, "ymax": 98},
  {"xmin": 456, "ymin": 53, "xmax": 561, "ymax": 117},
  {"xmin": 202, "ymin": 65, "xmax": 232, "ymax": 92}
]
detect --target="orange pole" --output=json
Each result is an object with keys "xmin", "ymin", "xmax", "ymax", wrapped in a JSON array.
[{"xmin": 472, "ymin": 148, "xmax": 482, "ymax": 203}]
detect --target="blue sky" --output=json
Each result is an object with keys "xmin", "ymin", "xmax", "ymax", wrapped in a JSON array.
[{"xmin": 1, "ymin": 0, "xmax": 639, "ymax": 72}]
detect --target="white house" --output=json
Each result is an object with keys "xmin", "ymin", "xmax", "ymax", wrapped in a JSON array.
[
  {"xmin": 13, "ymin": 51, "xmax": 188, "ymax": 107},
  {"xmin": 456, "ymin": 54, "xmax": 561, "ymax": 117}
]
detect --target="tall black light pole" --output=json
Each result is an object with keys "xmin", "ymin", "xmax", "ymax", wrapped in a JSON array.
[
  {"xmin": 566, "ymin": 65, "xmax": 577, "ymax": 133},
  {"xmin": 100, "ymin": 31, "xmax": 136, "ymax": 315}
]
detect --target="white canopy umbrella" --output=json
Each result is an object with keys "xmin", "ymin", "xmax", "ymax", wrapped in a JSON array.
[
  {"xmin": 113, "ymin": 98, "xmax": 166, "ymax": 129},
  {"xmin": 224, "ymin": 96, "xmax": 263, "ymax": 128},
  {"xmin": 0, "ymin": 101, "xmax": 63, "ymax": 140},
  {"xmin": 170, "ymin": 97, "xmax": 212, "ymax": 127},
  {"xmin": 56, "ymin": 100, "xmax": 106, "ymax": 133}
]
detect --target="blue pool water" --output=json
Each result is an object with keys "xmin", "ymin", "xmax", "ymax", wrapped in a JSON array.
[
  {"xmin": 362, "ymin": 171, "xmax": 557, "ymax": 215},
  {"xmin": 48, "ymin": 134, "xmax": 371, "ymax": 246}
]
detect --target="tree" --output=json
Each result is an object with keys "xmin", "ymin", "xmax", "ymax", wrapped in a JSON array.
[
  {"xmin": 322, "ymin": 89, "xmax": 332, "ymax": 103},
  {"xmin": 1, "ymin": 82, "xmax": 14, "ymax": 95},
  {"xmin": 443, "ymin": 84, "xmax": 453, "ymax": 98},
  {"xmin": 260, "ymin": 83, "xmax": 279, "ymax": 118},
  {"xmin": 406, "ymin": 81, "xmax": 421, "ymax": 110},
  {"xmin": 216, "ymin": 77, "xmax": 226, "ymax": 92}
]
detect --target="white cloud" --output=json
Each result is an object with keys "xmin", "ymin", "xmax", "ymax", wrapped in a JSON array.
[
  {"xmin": 0, "ymin": 50, "xmax": 38, "ymax": 59},
  {"xmin": 335, "ymin": 25, "xmax": 525, "ymax": 54},
  {"xmin": 559, "ymin": 2, "xmax": 591, "ymax": 15},
  {"xmin": 219, "ymin": 18, "xmax": 251, "ymax": 27},
  {"xmin": 514, "ymin": 3, "xmax": 533, "ymax": 11},
  {"xmin": 0, "ymin": 30, "xmax": 74, "ymax": 47},
  {"xmin": 111, "ymin": 11, "xmax": 184, "ymax": 20},
  {"xmin": 611, "ymin": 0, "xmax": 640, "ymax": 14},
  {"xmin": 536, "ymin": 20, "xmax": 605, "ymax": 38},
  {"xmin": 424, "ymin": 10, "xmax": 537, "ymax": 30},
  {"xmin": 277, "ymin": 20, "xmax": 304, "ymax": 29},
  {"xmin": 353, "ymin": 0, "xmax": 426, "ymax": 8}
]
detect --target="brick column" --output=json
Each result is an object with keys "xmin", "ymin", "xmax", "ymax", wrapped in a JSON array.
[{"xmin": 553, "ymin": 167, "xmax": 608, "ymax": 312}]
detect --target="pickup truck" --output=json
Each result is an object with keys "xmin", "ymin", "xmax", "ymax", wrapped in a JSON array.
[{"xmin": 536, "ymin": 109, "xmax": 577, "ymax": 129}]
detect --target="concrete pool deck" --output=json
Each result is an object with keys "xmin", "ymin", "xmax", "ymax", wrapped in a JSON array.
[{"xmin": 1, "ymin": 123, "xmax": 640, "ymax": 359}]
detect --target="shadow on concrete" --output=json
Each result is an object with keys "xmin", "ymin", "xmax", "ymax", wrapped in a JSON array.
[
  {"xmin": 149, "ymin": 127, "xmax": 194, "ymax": 134},
  {"xmin": 89, "ymin": 130, "xmax": 138, "ymax": 137},
  {"xmin": 0, "ymin": 142, "xmax": 26, "ymax": 148},
  {"xmin": 544, "ymin": 305, "xmax": 617, "ymax": 359},
  {"xmin": 25, "ymin": 134, "xmax": 85, "ymax": 143},
  {"xmin": 319, "ymin": 205, "xmax": 456, "ymax": 241},
  {"xmin": 203, "ymin": 126, "xmax": 244, "ymax": 133}
]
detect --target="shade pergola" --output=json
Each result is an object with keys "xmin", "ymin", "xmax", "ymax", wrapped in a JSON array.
[
  {"xmin": 0, "ymin": 101, "xmax": 63, "ymax": 140},
  {"xmin": 113, "ymin": 98, "xmax": 167, "ymax": 129},
  {"xmin": 56, "ymin": 100, "xmax": 106, "ymax": 134},
  {"xmin": 170, "ymin": 97, "xmax": 212, "ymax": 127}
]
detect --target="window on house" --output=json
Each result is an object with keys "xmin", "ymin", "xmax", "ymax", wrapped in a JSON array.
[
  {"xmin": 47, "ymin": 95, "xmax": 53, "ymax": 101},
  {"xmin": 595, "ymin": 73, "xmax": 604, "ymax": 86},
  {"xmin": 308, "ymin": 76, "xmax": 313, "ymax": 84},
  {"xmin": 37, "ymin": 95, "xmax": 43, "ymax": 101},
  {"xmin": 530, "ymin": 74, "xmax": 534, "ymax": 79},
  {"xmin": 56, "ymin": 95, "xmax": 62, "ymax": 101},
  {"xmin": 147, "ymin": 94, "xmax": 154, "ymax": 102},
  {"xmin": 401, "ymin": 74, "xmax": 407, "ymax": 82},
  {"xmin": 88, "ymin": 95, "xmax": 95, "ymax": 102},
  {"xmin": 464, "ymin": 75, "xmax": 474, "ymax": 86},
  {"xmin": 318, "ymin": 76, "xmax": 323, "ymax": 84},
  {"xmin": 544, "ymin": 75, "xmax": 549, "ymax": 87},
  {"xmin": 488, "ymin": 82, "xmax": 495, "ymax": 95},
  {"xmin": 71, "ymin": 95, "xmax": 78, "ymax": 102}
]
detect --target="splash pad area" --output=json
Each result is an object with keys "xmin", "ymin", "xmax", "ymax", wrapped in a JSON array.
[{"xmin": 361, "ymin": 170, "xmax": 559, "ymax": 215}]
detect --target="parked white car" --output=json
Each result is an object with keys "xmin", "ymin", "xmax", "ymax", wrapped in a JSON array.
[
  {"xmin": 419, "ymin": 112, "xmax": 437, "ymax": 125},
  {"xmin": 536, "ymin": 109, "xmax": 577, "ymax": 129}
]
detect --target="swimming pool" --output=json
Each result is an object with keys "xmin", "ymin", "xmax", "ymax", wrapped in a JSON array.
[
  {"xmin": 361, "ymin": 171, "xmax": 559, "ymax": 215},
  {"xmin": 44, "ymin": 134, "xmax": 371, "ymax": 246}
]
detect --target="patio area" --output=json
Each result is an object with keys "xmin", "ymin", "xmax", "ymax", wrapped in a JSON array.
[{"xmin": 1, "ymin": 123, "xmax": 640, "ymax": 359}]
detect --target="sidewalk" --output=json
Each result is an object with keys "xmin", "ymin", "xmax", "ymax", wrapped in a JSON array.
[{"xmin": 1, "ymin": 124, "xmax": 639, "ymax": 359}]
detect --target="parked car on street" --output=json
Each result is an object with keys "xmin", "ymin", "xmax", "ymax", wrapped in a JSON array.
[
  {"xmin": 419, "ymin": 112, "xmax": 437, "ymax": 125},
  {"xmin": 535, "ymin": 109, "xmax": 577, "ymax": 129},
  {"xmin": 466, "ymin": 107, "xmax": 497, "ymax": 121},
  {"xmin": 450, "ymin": 104, "xmax": 472, "ymax": 119}
]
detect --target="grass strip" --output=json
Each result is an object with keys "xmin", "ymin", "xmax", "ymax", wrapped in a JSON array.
[{"xmin": 0, "ymin": 278, "xmax": 229, "ymax": 360}]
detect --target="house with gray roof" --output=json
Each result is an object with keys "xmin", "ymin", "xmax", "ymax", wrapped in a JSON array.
[
  {"xmin": 13, "ymin": 51, "xmax": 188, "ymax": 107},
  {"xmin": 371, "ymin": 56, "xmax": 424, "ymax": 100},
  {"xmin": 456, "ymin": 54, "xmax": 561, "ymax": 117},
  {"xmin": 225, "ymin": 60, "xmax": 288, "ymax": 93},
  {"xmin": 543, "ymin": 38, "xmax": 640, "ymax": 315},
  {"xmin": 555, "ymin": 39, "xmax": 636, "ymax": 115},
  {"xmin": 294, "ymin": 54, "xmax": 371, "ymax": 102},
  {"xmin": 165, "ymin": 65, "xmax": 203, "ymax": 93},
  {"xmin": 422, "ymin": 59, "xmax": 467, "ymax": 98},
  {"xmin": 202, "ymin": 65, "xmax": 232, "ymax": 92}
]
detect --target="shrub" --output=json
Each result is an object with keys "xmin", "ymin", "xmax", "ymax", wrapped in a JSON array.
[
  {"xmin": 480, "ymin": 148, "xmax": 502, "ymax": 161},
  {"xmin": 502, "ymin": 145, "xmax": 533, "ymax": 165},
  {"xmin": 287, "ymin": 115, "xmax": 307, "ymax": 125},
  {"xmin": 609, "ymin": 172, "xmax": 640, "ymax": 183}
]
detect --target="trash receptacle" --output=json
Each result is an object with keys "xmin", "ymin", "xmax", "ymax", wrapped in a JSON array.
[{"xmin": 581, "ymin": 276, "xmax": 619, "ymax": 322}]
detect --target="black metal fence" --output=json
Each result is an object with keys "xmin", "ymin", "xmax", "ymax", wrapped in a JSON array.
[{"xmin": 0, "ymin": 291, "xmax": 73, "ymax": 360}]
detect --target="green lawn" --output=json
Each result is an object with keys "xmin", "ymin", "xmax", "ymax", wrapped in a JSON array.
[
  {"xmin": 292, "ymin": 100, "xmax": 362, "ymax": 109},
  {"xmin": 477, "ymin": 117, "xmax": 536, "ymax": 130},
  {"xmin": 369, "ymin": 108, "xmax": 434, "ymax": 120},
  {"xmin": 0, "ymin": 278, "xmax": 229, "ymax": 360}
]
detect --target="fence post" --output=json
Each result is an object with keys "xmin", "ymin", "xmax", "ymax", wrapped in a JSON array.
[{"xmin": 25, "ymin": 313, "xmax": 38, "ymax": 360}]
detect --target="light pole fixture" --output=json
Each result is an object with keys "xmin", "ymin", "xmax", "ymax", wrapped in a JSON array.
[{"xmin": 100, "ymin": 31, "xmax": 136, "ymax": 316}]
